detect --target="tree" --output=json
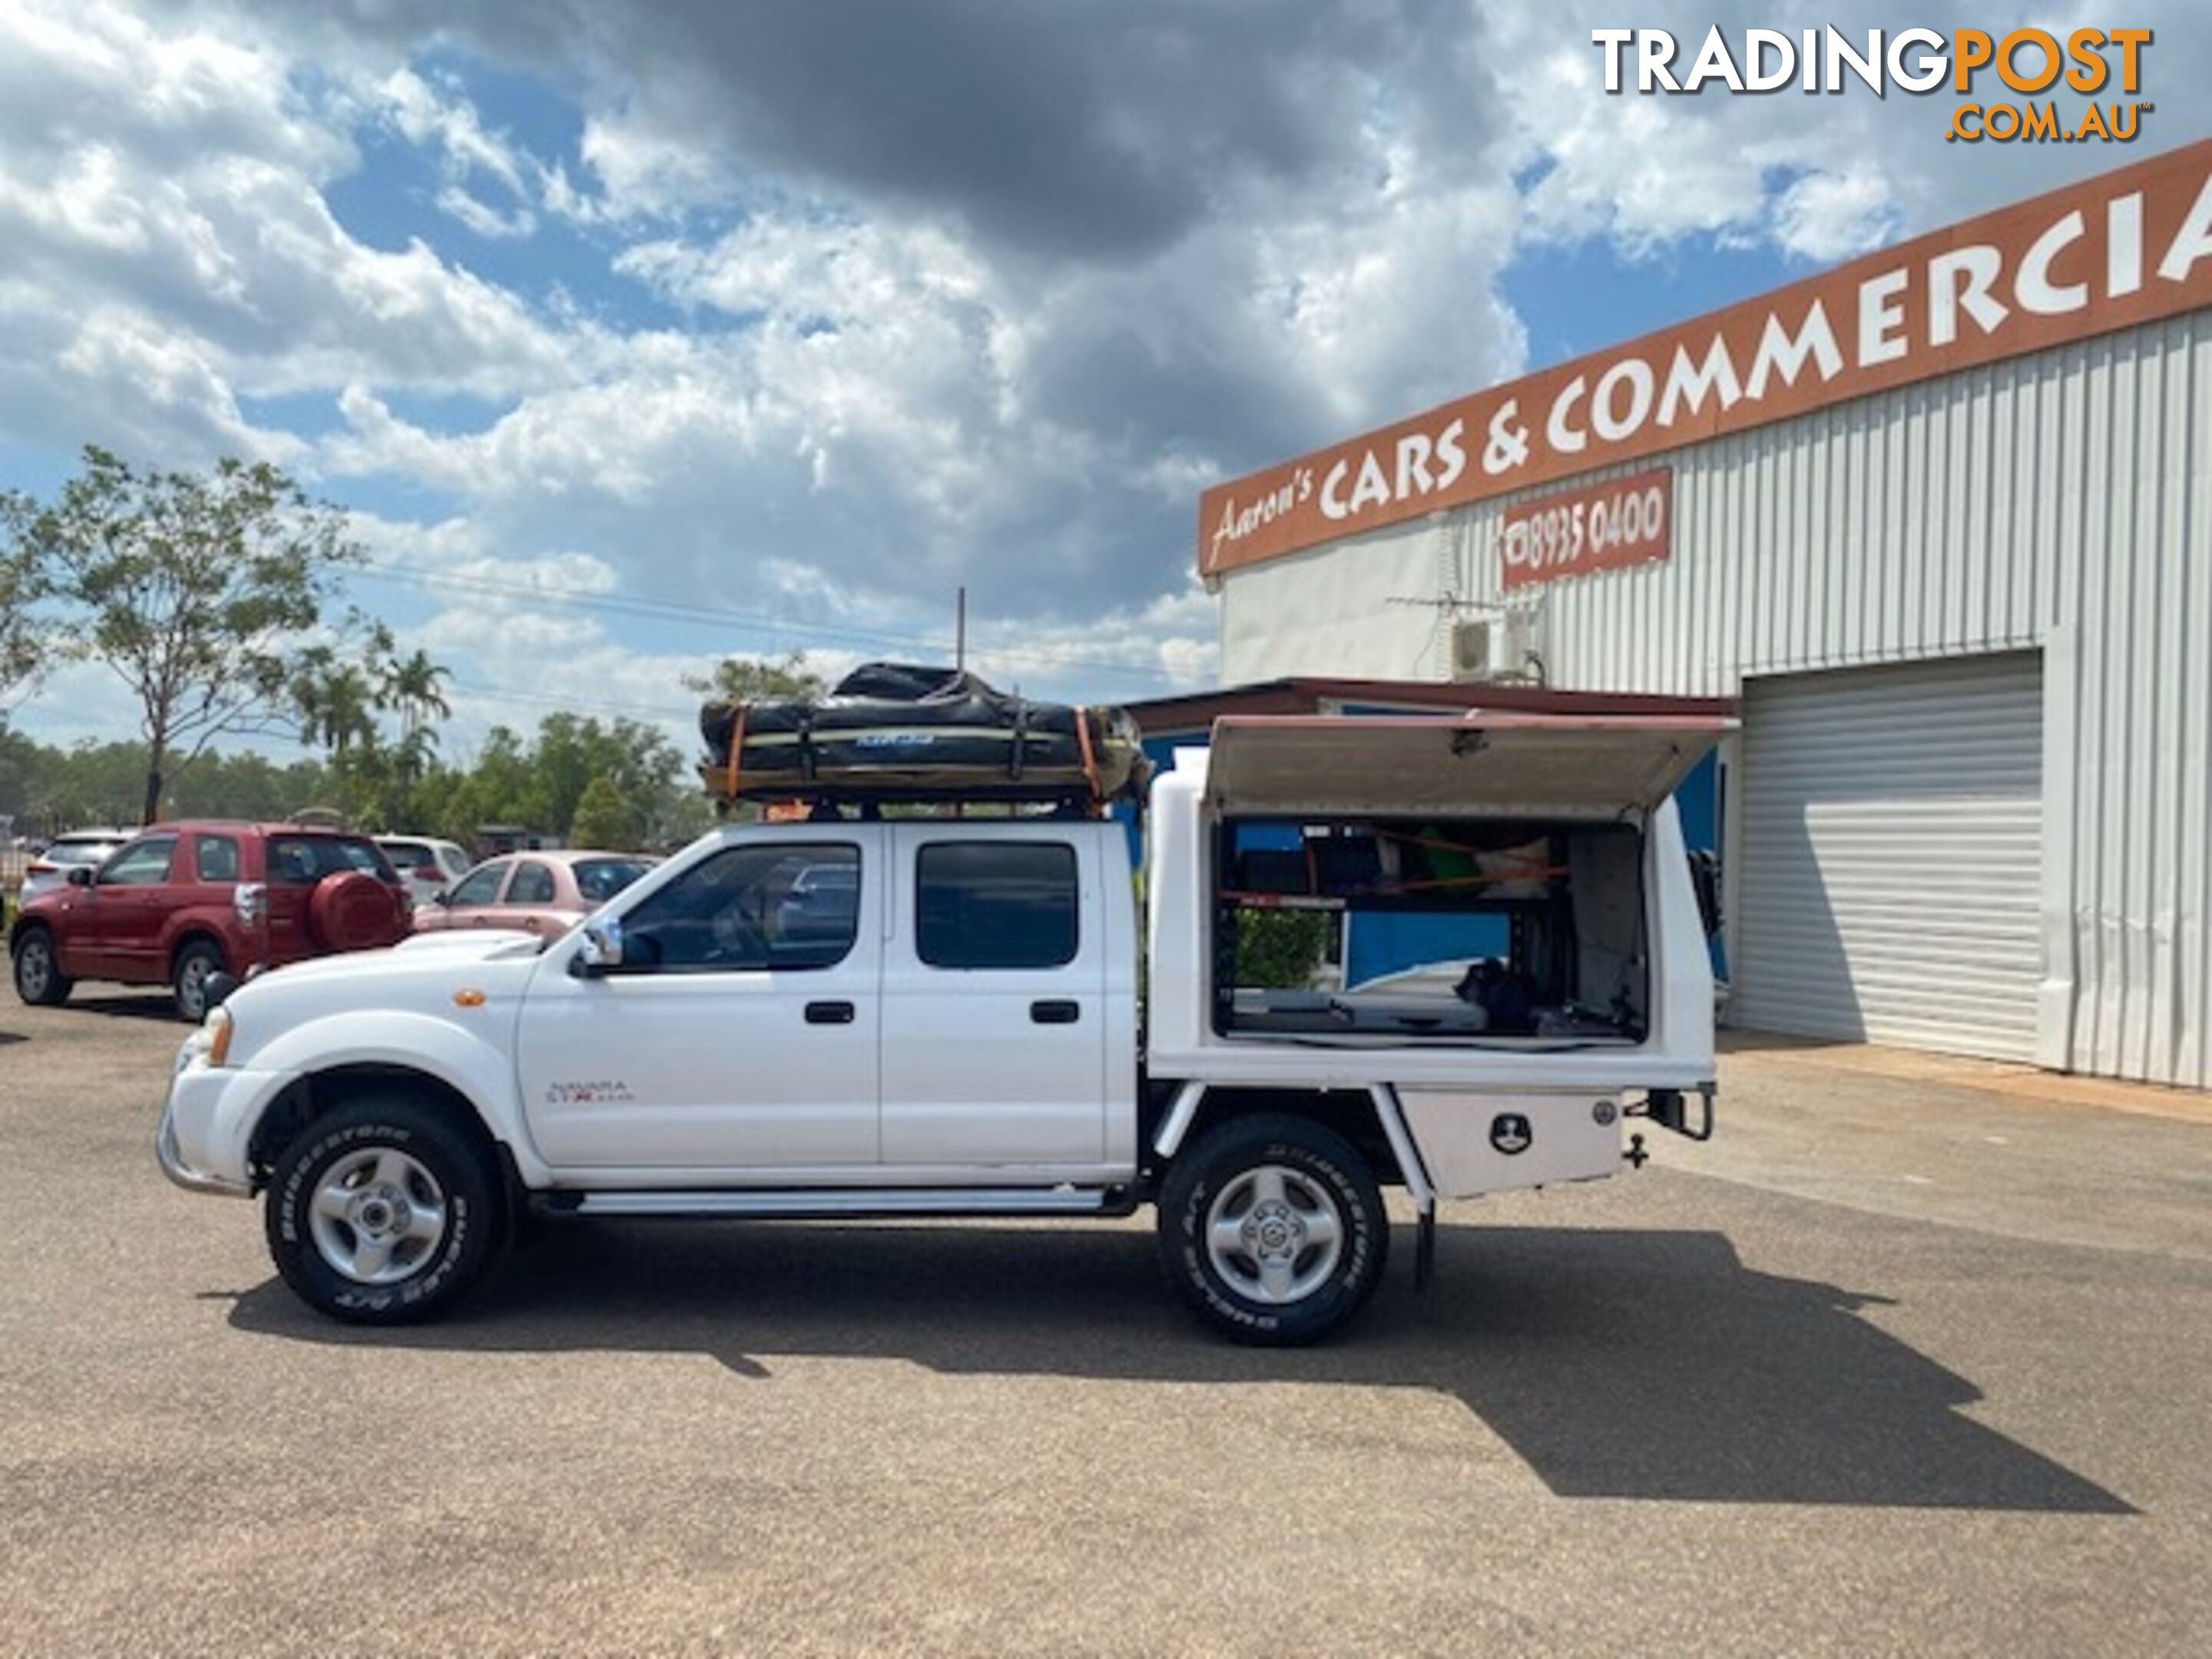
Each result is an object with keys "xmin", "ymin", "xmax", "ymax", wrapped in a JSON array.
[
  {"xmin": 295, "ymin": 657, "xmax": 380, "ymax": 765},
  {"xmin": 568, "ymin": 773, "xmax": 638, "ymax": 849},
  {"xmin": 288, "ymin": 634, "xmax": 454, "ymax": 830},
  {"xmin": 379, "ymin": 646, "xmax": 452, "ymax": 740},
  {"xmin": 1234, "ymin": 909, "xmax": 1334, "ymax": 990},
  {"xmin": 29, "ymin": 446, "xmax": 368, "ymax": 824},
  {"xmin": 684, "ymin": 650, "xmax": 826, "ymax": 704},
  {"xmin": 0, "ymin": 488, "xmax": 53, "ymax": 706}
]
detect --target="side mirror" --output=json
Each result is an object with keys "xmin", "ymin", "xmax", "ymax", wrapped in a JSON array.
[
  {"xmin": 571, "ymin": 917, "xmax": 624, "ymax": 977},
  {"xmin": 68, "ymin": 866, "xmax": 94, "ymax": 889}
]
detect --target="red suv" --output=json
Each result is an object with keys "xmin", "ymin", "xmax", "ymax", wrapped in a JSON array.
[{"xmin": 9, "ymin": 821, "xmax": 412, "ymax": 1020}]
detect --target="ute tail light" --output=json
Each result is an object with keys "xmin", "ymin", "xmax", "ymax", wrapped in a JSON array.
[{"xmin": 233, "ymin": 881, "xmax": 267, "ymax": 928}]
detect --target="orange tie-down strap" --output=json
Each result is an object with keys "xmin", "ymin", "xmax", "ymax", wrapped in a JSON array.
[
  {"xmin": 1074, "ymin": 705, "xmax": 1102, "ymax": 804},
  {"xmin": 722, "ymin": 704, "xmax": 750, "ymax": 797}
]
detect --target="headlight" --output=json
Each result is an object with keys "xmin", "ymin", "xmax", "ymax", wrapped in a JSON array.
[{"xmin": 204, "ymin": 1005, "xmax": 233, "ymax": 1068}]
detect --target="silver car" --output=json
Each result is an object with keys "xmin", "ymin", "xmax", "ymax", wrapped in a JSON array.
[
  {"xmin": 18, "ymin": 830, "xmax": 131, "ymax": 904},
  {"xmin": 374, "ymin": 836, "xmax": 475, "ymax": 908}
]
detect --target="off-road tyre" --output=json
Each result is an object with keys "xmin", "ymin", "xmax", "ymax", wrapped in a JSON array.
[
  {"xmin": 1157, "ymin": 1113, "xmax": 1389, "ymax": 1346},
  {"xmin": 266, "ymin": 1096, "xmax": 502, "ymax": 1324}
]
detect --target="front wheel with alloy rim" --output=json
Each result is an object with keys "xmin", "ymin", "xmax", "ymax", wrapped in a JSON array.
[
  {"xmin": 12, "ymin": 927, "xmax": 72, "ymax": 1006},
  {"xmin": 1157, "ymin": 1114, "xmax": 1389, "ymax": 1346},
  {"xmin": 266, "ymin": 1097, "xmax": 504, "ymax": 1324},
  {"xmin": 171, "ymin": 939, "xmax": 224, "ymax": 1021}
]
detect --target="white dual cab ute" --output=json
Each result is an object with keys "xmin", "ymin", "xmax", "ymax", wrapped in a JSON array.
[{"xmin": 159, "ymin": 714, "xmax": 1729, "ymax": 1345}]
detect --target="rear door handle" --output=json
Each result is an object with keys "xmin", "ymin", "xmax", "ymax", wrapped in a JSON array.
[
  {"xmin": 1030, "ymin": 999, "xmax": 1081, "ymax": 1025},
  {"xmin": 805, "ymin": 1000, "xmax": 856, "ymax": 1025}
]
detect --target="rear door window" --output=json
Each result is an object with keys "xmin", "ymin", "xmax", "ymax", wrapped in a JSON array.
[
  {"xmin": 508, "ymin": 861, "xmax": 557, "ymax": 905},
  {"xmin": 267, "ymin": 836, "xmax": 396, "ymax": 884},
  {"xmin": 916, "ymin": 843, "xmax": 1078, "ymax": 969}
]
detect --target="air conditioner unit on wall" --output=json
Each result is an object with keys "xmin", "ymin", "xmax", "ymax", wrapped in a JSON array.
[{"xmin": 1450, "ymin": 611, "xmax": 1534, "ymax": 682}]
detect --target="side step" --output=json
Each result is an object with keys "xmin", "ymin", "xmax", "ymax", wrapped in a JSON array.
[{"xmin": 545, "ymin": 1186, "xmax": 1130, "ymax": 1220}]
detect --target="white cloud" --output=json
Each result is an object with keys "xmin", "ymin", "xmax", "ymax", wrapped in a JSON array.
[
  {"xmin": 435, "ymin": 186, "xmax": 536, "ymax": 240},
  {"xmin": 3, "ymin": 0, "xmax": 2208, "ymax": 761},
  {"xmin": 1498, "ymin": 2, "xmax": 2211, "ymax": 261},
  {"xmin": 1773, "ymin": 166, "xmax": 1899, "ymax": 263},
  {"xmin": 0, "ymin": 0, "xmax": 602, "ymax": 469},
  {"xmin": 575, "ymin": 111, "xmax": 740, "ymax": 220},
  {"xmin": 379, "ymin": 66, "xmax": 532, "ymax": 200}
]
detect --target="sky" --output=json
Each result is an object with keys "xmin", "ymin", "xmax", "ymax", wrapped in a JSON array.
[{"xmin": 3, "ymin": 0, "xmax": 2205, "ymax": 760}]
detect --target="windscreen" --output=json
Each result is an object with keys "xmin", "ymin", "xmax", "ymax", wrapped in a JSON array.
[{"xmin": 573, "ymin": 858, "xmax": 654, "ymax": 904}]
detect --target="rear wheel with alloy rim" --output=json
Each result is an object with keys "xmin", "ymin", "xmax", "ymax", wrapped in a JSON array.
[
  {"xmin": 1157, "ymin": 1114, "xmax": 1388, "ymax": 1346},
  {"xmin": 266, "ymin": 1097, "xmax": 503, "ymax": 1323},
  {"xmin": 171, "ymin": 939, "xmax": 224, "ymax": 1022}
]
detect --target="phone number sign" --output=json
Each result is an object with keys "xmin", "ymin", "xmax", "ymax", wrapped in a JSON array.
[{"xmin": 1498, "ymin": 466, "xmax": 1674, "ymax": 591}]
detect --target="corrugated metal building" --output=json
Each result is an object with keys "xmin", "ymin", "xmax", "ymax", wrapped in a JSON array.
[{"xmin": 1197, "ymin": 142, "xmax": 2212, "ymax": 1088}]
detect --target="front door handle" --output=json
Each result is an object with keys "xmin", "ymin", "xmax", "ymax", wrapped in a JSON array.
[
  {"xmin": 1031, "ymin": 999, "xmax": 1081, "ymax": 1025},
  {"xmin": 805, "ymin": 1000, "xmax": 856, "ymax": 1025}
]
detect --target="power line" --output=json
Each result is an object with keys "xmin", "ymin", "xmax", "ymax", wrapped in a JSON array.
[
  {"xmin": 347, "ymin": 560, "xmax": 1197, "ymax": 683},
  {"xmin": 442, "ymin": 675, "xmax": 694, "ymax": 724}
]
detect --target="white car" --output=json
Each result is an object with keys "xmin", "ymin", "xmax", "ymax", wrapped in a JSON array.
[
  {"xmin": 18, "ymin": 830, "xmax": 131, "ymax": 904},
  {"xmin": 374, "ymin": 836, "xmax": 474, "ymax": 907},
  {"xmin": 159, "ymin": 714, "xmax": 1730, "ymax": 1344}
]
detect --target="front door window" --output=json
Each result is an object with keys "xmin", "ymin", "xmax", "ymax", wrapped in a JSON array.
[
  {"xmin": 98, "ymin": 836, "xmax": 177, "ymax": 886},
  {"xmin": 621, "ymin": 844, "xmax": 859, "ymax": 972}
]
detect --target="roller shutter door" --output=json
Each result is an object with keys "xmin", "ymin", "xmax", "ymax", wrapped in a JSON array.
[{"xmin": 1734, "ymin": 652, "xmax": 2043, "ymax": 1061}]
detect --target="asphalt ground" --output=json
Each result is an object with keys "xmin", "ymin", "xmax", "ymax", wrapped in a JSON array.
[{"xmin": 4, "ymin": 995, "xmax": 2210, "ymax": 1657}]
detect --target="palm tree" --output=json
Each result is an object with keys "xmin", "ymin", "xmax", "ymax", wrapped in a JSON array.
[
  {"xmin": 379, "ymin": 647, "xmax": 452, "ymax": 740},
  {"xmin": 300, "ymin": 663, "xmax": 379, "ymax": 764},
  {"xmin": 388, "ymin": 721, "xmax": 439, "ymax": 788}
]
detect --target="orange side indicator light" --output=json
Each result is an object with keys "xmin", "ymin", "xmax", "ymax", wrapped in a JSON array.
[{"xmin": 453, "ymin": 988, "xmax": 487, "ymax": 1008}]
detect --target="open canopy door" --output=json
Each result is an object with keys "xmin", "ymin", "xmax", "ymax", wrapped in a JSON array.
[{"xmin": 1204, "ymin": 713, "xmax": 1735, "ymax": 820}]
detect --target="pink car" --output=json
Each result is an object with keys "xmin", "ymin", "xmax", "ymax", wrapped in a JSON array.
[{"xmin": 412, "ymin": 849, "xmax": 656, "ymax": 938}]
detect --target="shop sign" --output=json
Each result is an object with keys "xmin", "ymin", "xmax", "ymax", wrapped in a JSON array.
[
  {"xmin": 1498, "ymin": 468, "xmax": 1671, "ymax": 591},
  {"xmin": 1200, "ymin": 140, "xmax": 2212, "ymax": 578}
]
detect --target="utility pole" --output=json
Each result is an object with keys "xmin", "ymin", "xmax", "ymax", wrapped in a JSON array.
[{"xmin": 955, "ymin": 585, "xmax": 966, "ymax": 671}]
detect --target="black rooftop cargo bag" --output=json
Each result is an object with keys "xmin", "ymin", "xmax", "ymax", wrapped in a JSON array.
[{"xmin": 699, "ymin": 663, "xmax": 1147, "ymax": 804}]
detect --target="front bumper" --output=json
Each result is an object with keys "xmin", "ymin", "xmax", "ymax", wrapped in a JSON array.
[
  {"xmin": 156, "ymin": 1035, "xmax": 256, "ymax": 1198},
  {"xmin": 157, "ymin": 1104, "xmax": 252, "ymax": 1197}
]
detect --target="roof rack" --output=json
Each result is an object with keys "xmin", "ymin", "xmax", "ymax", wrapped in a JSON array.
[{"xmin": 694, "ymin": 762, "xmax": 1139, "ymax": 817}]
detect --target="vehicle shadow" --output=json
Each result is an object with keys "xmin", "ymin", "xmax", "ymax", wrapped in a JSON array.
[
  {"xmin": 54, "ymin": 992, "xmax": 180, "ymax": 1024},
  {"xmin": 224, "ymin": 1217, "xmax": 2131, "ymax": 1515}
]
